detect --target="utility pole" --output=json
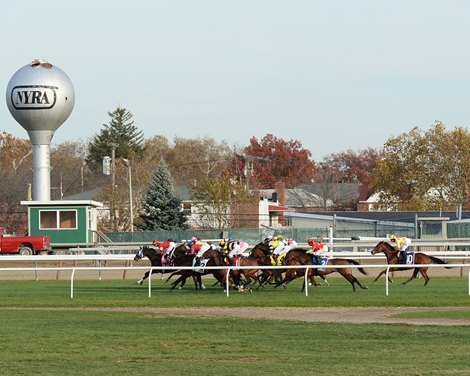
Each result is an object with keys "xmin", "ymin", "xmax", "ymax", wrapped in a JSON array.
[
  {"xmin": 124, "ymin": 159, "xmax": 134, "ymax": 232},
  {"xmin": 111, "ymin": 146, "xmax": 116, "ymax": 231}
]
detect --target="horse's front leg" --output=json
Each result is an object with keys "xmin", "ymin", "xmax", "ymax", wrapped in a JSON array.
[
  {"xmin": 136, "ymin": 270, "xmax": 150, "ymax": 285},
  {"xmin": 170, "ymin": 275, "xmax": 185, "ymax": 290}
]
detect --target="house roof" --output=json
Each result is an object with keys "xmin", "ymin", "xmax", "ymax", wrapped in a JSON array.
[
  {"xmin": 63, "ymin": 188, "xmax": 102, "ymax": 201},
  {"xmin": 293, "ymin": 210, "xmax": 470, "ymax": 223},
  {"xmin": 298, "ymin": 183, "xmax": 362, "ymax": 205},
  {"xmin": 268, "ymin": 204, "xmax": 289, "ymax": 212}
]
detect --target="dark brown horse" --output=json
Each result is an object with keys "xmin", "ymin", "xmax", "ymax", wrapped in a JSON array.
[
  {"xmin": 250, "ymin": 243, "xmax": 327, "ymax": 288},
  {"xmin": 276, "ymin": 248, "xmax": 368, "ymax": 292},
  {"xmin": 224, "ymin": 252, "xmax": 261, "ymax": 291},
  {"xmin": 371, "ymin": 241, "xmax": 450, "ymax": 286},
  {"xmin": 166, "ymin": 247, "xmax": 231, "ymax": 290},
  {"xmin": 134, "ymin": 245, "xmax": 202, "ymax": 289},
  {"xmin": 249, "ymin": 242, "xmax": 287, "ymax": 287}
]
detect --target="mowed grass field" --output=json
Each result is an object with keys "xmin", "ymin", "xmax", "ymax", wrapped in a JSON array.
[{"xmin": 0, "ymin": 276, "xmax": 469, "ymax": 375}]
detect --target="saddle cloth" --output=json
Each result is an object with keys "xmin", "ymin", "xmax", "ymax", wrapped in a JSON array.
[
  {"xmin": 192, "ymin": 258, "xmax": 209, "ymax": 273},
  {"xmin": 317, "ymin": 257, "xmax": 329, "ymax": 272},
  {"xmin": 402, "ymin": 252, "xmax": 415, "ymax": 265}
]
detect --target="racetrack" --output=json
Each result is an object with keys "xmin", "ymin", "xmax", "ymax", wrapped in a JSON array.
[{"xmin": 15, "ymin": 306, "xmax": 469, "ymax": 326}]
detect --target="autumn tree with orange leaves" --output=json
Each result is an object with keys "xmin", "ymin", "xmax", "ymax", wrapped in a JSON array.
[{"xmin": 229, "ymin": 134, "xmax": 316, "ymax": 189}]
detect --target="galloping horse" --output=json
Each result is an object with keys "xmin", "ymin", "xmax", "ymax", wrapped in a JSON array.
[
  {"xmin": 224, "ymin": 251, "xmax": 260, "ymax": 291},
  {"xmin": 250, "ymin": 243, "xmax": 327, "ymax": 288},
  {"xmin": 276, "ymin": 248, "xmax": 368, "ymax": 292},
  {"xmin": 249, "ymin": 242, "xmax": 286, "ymax": 287},
  {"xmin": 371, "ymin": 241, "xmax": 450, "ymax": 286},
  {"xmin": 134, "ymin": 246, "xmax": 165, "ymax": 284},
  {"xmin": 167, "ymin": 247, "xmax": 230, "ymax": 290},
  {"xmin": 134, "ymin": 246, "xmax": 202, "ymax": 289}
]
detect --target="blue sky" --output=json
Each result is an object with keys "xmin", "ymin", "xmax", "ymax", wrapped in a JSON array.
[{"xmin": 2, "ymin": 1, "xmax": 470, "ymax": 160}]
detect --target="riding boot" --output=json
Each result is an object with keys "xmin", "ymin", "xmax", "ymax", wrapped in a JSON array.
[
  {"xmin": 194, "ymin": 257, "xmax": 201, "ymax": 266},
  {"xmin": 400, "ymin": 251, "xmax": 406, "ymax": 264}
]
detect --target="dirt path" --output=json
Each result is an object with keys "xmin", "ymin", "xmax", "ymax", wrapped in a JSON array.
[
  {"xmin": 110, "ymin": 306, "xmax": 470, "ymax": 326},
  {"xmin": 11, "ymin": 306, "xmax": 470, "ymax": 326}
]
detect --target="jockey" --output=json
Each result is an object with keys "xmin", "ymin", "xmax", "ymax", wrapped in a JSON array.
[
  {"xmin": 227, "ymin": 238, "xmax": 249, "ymax": 258},
  {"xmin": 285, "ymin": 237, "xmax": 298, "ymax": 248},
  {"xmin": 152, "ymin": 239, "xmax": 176, "ymax": 263},
  {"xmin": 389, "ymin": 234, "xmax": 411, "ymax": 263},
  {"xmin": 193, "ymin": 239, "xmax": 213, "ymax": 266},
  {"xmin": 271, "ymin": 235, "xmax": 290, "ymax": 259},
  {"xmin": 219, "ymin": 238, "xmax": 248, "ymax": 265},
  {"xmin": 306, "ymin": 238, "xmax": 328, "ymax": 265},
  {"xmin": 268, "ymin": 235, "xmax": 283, "ymax": 253},
  {"xmin": 263, "ymin": 235, "xmax": 273, "ymax": 244},
  {"xmin": 184, "ymin": 236, "xmax": 198, "ymax": 250}
]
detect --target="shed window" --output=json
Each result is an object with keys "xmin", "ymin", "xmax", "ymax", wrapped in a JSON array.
[{"xmin": 39, "ymin": 210, "xmax": 77, "ymax": 229}]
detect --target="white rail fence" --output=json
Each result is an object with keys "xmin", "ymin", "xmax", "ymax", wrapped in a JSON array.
[{"xmin": 0, "ymin": 262, "xmax": 469, "ymax": 299}]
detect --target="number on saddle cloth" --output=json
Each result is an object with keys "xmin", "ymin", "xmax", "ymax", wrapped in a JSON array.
[
  {"xmin": 403, "ymin": 252, "xmax": 414, "ymax": 265},
  {"xmin": 311, "ymin": 256, "xmax": 328, "ymax": 271},
  {"xmin": 231, "ymin": 255, "xmax": 242, "ymax": 267},
  {"xmin": 192, "ymin": 258, "xmax": 208, "ymax": 273}
]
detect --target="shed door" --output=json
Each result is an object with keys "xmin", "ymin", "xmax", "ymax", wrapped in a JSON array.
[{"xmin": 88, "ymin": 208, "xmax": 98, "ymax": 242}]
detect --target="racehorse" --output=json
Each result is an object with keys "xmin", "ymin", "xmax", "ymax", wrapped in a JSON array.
[
  {"xmin": 166, "ymin": 247, "xmax": 231, "ymax": 290},
  {"xmin": 134, "ymin": 245, "xmax": 202, "ymax": 289},
  {"xmin": 223, "ymin": 251, "xmax": 260, "ymax": 291},
  {"xmin": 249, "ymin": 242, "xmax": 325, "ymax": 288},
  {"xmin": 134, "ymin": 246, "xmax": 165, "ymax": 284},
  {"xmin": 371, "ymin": 241, "xmax": 450, "ymax": 286},
  {"xmin": 276, "ymin": 248, "xmax": 368, "ymax": 292},
  {"xmin": 249, "ymin": 242, "xmax": 287, "ymax": 287}
]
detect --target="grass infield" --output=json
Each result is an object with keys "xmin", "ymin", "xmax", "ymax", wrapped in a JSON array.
[{"xmin": 0, "ymin": 277, "xmax": 469, "ymax": 375}]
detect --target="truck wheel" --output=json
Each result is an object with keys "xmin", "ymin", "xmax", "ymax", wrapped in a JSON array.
[{"xmin": 19, "ymin": 247, "xmax": 34, "ymax": 256}]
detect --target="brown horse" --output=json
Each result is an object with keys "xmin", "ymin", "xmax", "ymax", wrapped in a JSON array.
[
  {"xmin": 249, "ymin": 242, "xmax": 289, "ymax": 287},
  {"xmin": 276, "ymin": 248, "xmax": 368, "ymax": 292},
  {"xmin": 249, "ymin": 243, "xmax": 326, "ymax": 288},
  {"xmin": 166, "ymin": 247, "xmax": 231, "ymax": 290},
  {"xmin": 371, "ymin": 241, "xmax": 450, "ymax": 286},
  {"xmin": 224, "ymin": 252, "xmax": 261, "ymax": 291},
  {"xmin": 134, "ymin": 245, "xmax": 202, "ymax": 288}
]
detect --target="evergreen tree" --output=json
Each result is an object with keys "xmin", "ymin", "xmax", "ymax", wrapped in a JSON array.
[
  {"xmin": 86, "ymin": 107, "xmax": 144, "ymax": 170},
  {"xmin": 135, "ymin": 159, "xmax": 188, "ymax": 230}
]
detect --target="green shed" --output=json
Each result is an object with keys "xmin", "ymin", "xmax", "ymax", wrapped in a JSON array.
[{"xmin": 21, "ymin": 200, "xmax": 103, "ymax": 249}]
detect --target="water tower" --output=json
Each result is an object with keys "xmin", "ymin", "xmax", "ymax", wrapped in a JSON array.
[{"xmin": 6, "ymin": 59, "xmax": 75, "ymax": 201}]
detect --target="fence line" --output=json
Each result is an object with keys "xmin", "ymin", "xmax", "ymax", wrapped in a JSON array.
[{"xmin": 0, "ymin": 263, "xmax": 468, "ymax": 299}]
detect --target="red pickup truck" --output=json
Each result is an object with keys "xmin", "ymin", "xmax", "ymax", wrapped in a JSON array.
[{"xmin": 0, "ymin": 227, "xmax": 51, "ymax": 255}]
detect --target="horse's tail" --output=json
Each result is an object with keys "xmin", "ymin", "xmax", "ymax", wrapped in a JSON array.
[
  {"xmin": 343, "ymin": 259, "xmax": 368, "ymax": 275},
  {"xmin": 429, "ymin": 255, "xmax": 453, "ymax": 269}
]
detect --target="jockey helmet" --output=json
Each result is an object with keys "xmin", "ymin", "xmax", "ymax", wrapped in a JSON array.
[
  {"xmin": 228, "ymin": 237, "xmax": 235, "ymax": 243},
  {"xmin": 389, "ymin": 234, "xmax": 397, "ymax": 241},
  {"xmin": 219, "ymin": 239, "xmax": 226, "ymax": 247},
  {"xmin": 191, "ymin": 236, "xmax": 197, "ymax": 242},
  {"xmin": 264, "ymin": 236, "xmax": 273, "ymax": 243},
  {"xmin": 152, "ymin": 239, "xmax": 160, "ymax": 246}
]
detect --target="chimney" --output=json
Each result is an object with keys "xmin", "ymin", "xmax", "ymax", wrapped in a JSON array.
[
  {"xmin": 274, "ymin": 181, "xmax": 285, "ymax": 205},
  {"xmin": 274, "ymin": 181, "xmax": 286, "ymax": 225}
]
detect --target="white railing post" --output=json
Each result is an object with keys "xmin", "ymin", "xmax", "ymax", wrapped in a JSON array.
[
  {"xmin": 148, "ymin": 268, "xmax": 152, "ymax": 298},
  {"xmin": 226, "ymin": 267, "xmax": 231, "ymax": 297},
  {"xmin": 385, "ymin": 266, "xmax": 390, "ymax": 296},
  {"xmin": 70, "ymin": 268, "xmax": 76, "ymax": 299},
  {"xmin": 304, "ymin": 266, "xmax": 309, "ymax": 297},
  {"xmin": 34, "ymin": 261, "xmax": 39, "ymax": 281}
]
